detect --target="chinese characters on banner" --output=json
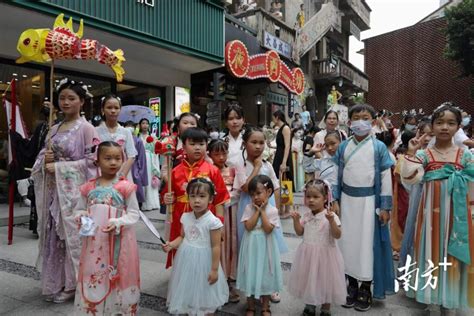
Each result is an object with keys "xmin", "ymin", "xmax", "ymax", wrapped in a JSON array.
[{"xmin": 225, "ymin": 40, "xmax": 305, "ymax": 95}]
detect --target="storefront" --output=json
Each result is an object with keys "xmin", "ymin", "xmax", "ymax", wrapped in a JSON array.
[
  {"xmin": 0, "ymin": 0, "xmax": 225, "ymax": 134},
  {"xmin": 191, "ymin": 38, "xmax": 304, "ymax": 129}
]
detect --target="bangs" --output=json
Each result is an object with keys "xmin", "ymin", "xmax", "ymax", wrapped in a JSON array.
[{"xmin": 186, "ymin": 182, "xmax": 211, "ymax": 196}]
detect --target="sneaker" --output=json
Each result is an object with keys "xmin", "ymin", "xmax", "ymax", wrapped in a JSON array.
[
  {"xmin": 354, "ymin": 287, "xmax": 372, "ymax": 312},
  {"xmin": 302, "ymin": 304, "xmax": 316, "ymax": 316},
  {"xmin": 53, "ymin": 290, "xmax": 75, "ymax": 304},
  {"xmin": 342, "ymin": 285, "xmax": 358, "ymax": 308},
  {"xmin": 320, "ymin": 310, "xmax": 331, "ymax": 316}
]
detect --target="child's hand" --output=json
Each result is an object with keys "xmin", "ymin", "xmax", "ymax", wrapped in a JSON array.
[
  {"xmin": 164, "ymin": 192, "xmax": 174, "ymax": 205},
  {"xmin": 162, "ymin": 242, "xmax": 172, "ymax": 253},
  {"xmin": 74, "ymin": 214, "xmax": 83, "ymax": 225},
  {"xmin": 290, "ymin": 211, "xmax": 301, "ymax": 221},
  {"xmin": 253, "ymin": 156, "xmax": 263, "ymax": 168},
  {"xmin": 407, "ymin": 134, "xmax": 427, "ymax": 155},
  {"xmin": 325, "ymin": 210, "xmax": 336, "ymax": 222},
  {"xmin": 102, "ymin": 223, "xmax": 117, "ymax": 233},
  {"xmin": 331, "ymin": 201, "xmax": 340, "ymax": 216},
  {"xmin": 379, "ymin": 210, "xmax": 390, "ymax": 226},
  {"xmin": 208, "ymin": 269, "xmax": 218, "ymax": 285},
  {"xmin": 310, "ymin": 143, "xmax": 324, "ymax": 154}
]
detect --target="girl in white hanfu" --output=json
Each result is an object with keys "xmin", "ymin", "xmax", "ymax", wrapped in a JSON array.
[
  {"xmin": 95, "ymin": 95, "xmax": 137, "ymax": 180},
  {"xmin": 32, "ymin": 79, "xmax": 98, "ymax": 304},
  {"xmin": 74, "ymin": 141, "xmax": 140, "ymax": 315},
  {"xmin": 138, "ymin": 118, "xmax": 161, "ymax": 211}
]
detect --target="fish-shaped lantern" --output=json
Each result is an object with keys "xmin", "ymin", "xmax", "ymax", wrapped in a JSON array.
[{"xmin": 16, "ymin": 13, "xmax": 125, "ymax": 82}]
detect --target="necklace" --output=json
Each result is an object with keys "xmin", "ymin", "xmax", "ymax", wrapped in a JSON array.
[{"xmin": 432, "ymin": 145, "xmax": 454, "ymax": 160}]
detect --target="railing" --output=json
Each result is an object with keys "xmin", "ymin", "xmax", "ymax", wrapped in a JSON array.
[
  {"xmin": 225, "ymin": 13, "xmax": 257, "ymax": 36},
  {"xmin": 313, "ymin": 57, "xmax": 369, "ymax": 92},
  {"xmin": 233, "ymin": 8, "xmax": 298, "ymax": 63}
]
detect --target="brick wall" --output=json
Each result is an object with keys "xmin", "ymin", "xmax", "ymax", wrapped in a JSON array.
[{"xmin": 364, "ymin": 18, "xmax": 473, "ymax": 125}]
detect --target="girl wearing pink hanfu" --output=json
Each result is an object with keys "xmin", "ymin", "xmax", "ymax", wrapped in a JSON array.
[{"xmin": 74, "ymin": 141, "xmax": 140, "ymax": 315}]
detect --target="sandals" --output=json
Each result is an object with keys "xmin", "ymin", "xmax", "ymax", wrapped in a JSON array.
[
  {"xmin": 228, "ymin": 287, "xmax": 240, "ymax": 303},
  {"xmin": 261, "ymin": 308, "xmax": 272, "ymax": 316}
]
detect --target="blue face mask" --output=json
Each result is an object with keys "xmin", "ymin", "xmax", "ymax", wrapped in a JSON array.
[
  {"xmin": 462, "ymin": 117, "xmax": 471, "ymax": 126},
  {"xmin": 405, "ymin": 124, "xmax": 416, "ymax": 132},
  {"xmin": 350, "ymin": 120, "xmax": 372, "ymax": 136}
]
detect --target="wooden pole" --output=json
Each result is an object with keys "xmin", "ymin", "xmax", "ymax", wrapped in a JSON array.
[
  {"xmin": 47, "ymin": 60, "xmax": 55, "ymax": 150},
  {"xmin": 7, "ymin": 79, "xmax": 17, "ymax": 245},
  {"xmin": 166, "ymin": 155, "xmax": 172, "ymax": 223}
]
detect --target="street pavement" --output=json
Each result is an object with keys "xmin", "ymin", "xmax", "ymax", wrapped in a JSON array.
[{"xmin": 1, "ymin": 195, "xmax": 473, "ymax": 315}]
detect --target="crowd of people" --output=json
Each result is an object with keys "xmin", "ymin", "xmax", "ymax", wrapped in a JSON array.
[{"xmin": 9, "ymin": 78, "xmax": 474, "ymax": 316}]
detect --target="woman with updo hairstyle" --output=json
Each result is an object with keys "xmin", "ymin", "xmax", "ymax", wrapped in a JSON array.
[
  {"xmin": 31, "ymin": 78, "xmax": 98, "ymax": 304},
  {"xmin": 138, "ymin": 118, "xmax": 161, "ymax": 211}
]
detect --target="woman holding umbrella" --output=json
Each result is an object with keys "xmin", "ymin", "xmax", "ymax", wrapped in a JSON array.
[{"xmin": 95, "ymin": 95, "xmax": 137, "ymax": 178}]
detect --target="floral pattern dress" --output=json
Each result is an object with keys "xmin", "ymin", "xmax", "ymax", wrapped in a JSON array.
[{"xmin": 74, "ymin": 179, "xmax": 140, "ymax": 315}]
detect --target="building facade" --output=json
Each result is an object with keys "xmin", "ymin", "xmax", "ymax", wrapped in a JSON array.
[
  {"xmin": 364, "ymin": 17, "xmax": 474, "ymax": 124},
  {"xmin": 221, "ymin": 0, "xmax": 371, "ymax": 124},
  {"xmin": 0, "ymin": 0, "xmax": 225, "ymax": 135}
]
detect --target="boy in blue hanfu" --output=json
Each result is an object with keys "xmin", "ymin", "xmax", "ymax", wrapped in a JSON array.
[{"xmin": 333, "ymin": 104, "xmax": 395, "ymax": 312}]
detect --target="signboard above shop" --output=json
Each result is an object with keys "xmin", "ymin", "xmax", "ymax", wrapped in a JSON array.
[
  {"xmin": 225, "ymin": 40, "xmax": 304, "ymax": 95},
  {"xmin": 263, "ymin": 31, "xmax": 292, "ymax": 60}
]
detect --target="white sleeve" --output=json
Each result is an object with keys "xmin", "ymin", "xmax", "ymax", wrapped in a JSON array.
[
  {"xmin": 454, "ymin": 129, "xmax": 468, "ymax": 148},
  {"xmin": 266, "ymin": 162, "xmax": 280, "ymax": 190},
  {"xmin": 209, "ymin": 215, "xmax": 224, "ymax": 230},
  {"xmin": 233, "ymin": 164, "xmax": 247, "ymax": 191},
  {"xmin": 151, "ymin": 152, "xmax": 161, "ymax": 177},
  {"xmin": 124, "ymin": 129, "xmax": 138, "ymax": 158},
  {"xmin": 400, "ymin": 153, "xmax": 425, "ymax": 185},
  {"xmin": 108, "ymin": 193, "xmax": 140, "ymax": 233}
]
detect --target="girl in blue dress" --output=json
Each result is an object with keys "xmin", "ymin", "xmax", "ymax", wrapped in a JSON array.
[{"xmin": 236, "ymin": 175, "xmax": 283, "ymax": 316}]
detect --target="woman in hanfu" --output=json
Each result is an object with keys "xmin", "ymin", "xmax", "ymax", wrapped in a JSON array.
[
  {"xmin": 31, "ymin": 79, "xmax": 98, "ymax": 303},
  {"xmin": 138, "ymin": 118, "xmax": 161, "ymax": 211}
]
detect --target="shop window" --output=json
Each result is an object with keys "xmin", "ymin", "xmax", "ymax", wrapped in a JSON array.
[
  {"xmin": 116, "ymin": 84, "xmax": 162, "ymax": 108},
  {"xmin": 117, "ymin": 83, "xmax": 162, "ymax": 132},
  {"xmin": 0, "ymin": 63, "xmax": 45, "ymax": 138}
]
